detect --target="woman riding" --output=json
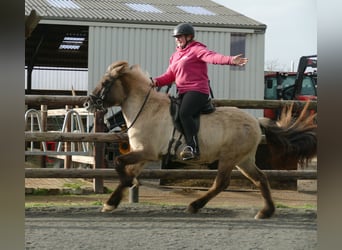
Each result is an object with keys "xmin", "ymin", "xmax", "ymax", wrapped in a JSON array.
[{"xmin": 152, "ymin": 23, "xmax": 248, "ymax": 160}]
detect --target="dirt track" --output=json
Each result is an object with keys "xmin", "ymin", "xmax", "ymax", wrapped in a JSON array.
[
  {"xmin": 25, "ymin": 204, "xmax": 316, "ymax": 250},
  {"xmin": 26, "ymin": 181, "xmax": 317, "ymax": 250}
]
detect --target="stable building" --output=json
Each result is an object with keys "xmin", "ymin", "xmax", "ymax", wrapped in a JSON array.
[{"xmin": 25, "ymin": 0, "xmax": 267, "ymax": 116}]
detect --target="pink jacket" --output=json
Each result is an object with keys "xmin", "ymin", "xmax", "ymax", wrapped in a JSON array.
[{"xmin": 154, "ymin": 41, "xmax": 236, "ymax": 94}]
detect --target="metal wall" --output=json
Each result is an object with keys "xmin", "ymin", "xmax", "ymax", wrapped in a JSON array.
[{"xmin": 88, "ymin": 24, "xmax": 264, "ymax": 117}]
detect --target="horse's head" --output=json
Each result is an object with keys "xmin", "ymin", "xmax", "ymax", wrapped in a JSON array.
[
  {"xmin": 84, "ymin": 61, "xmax": 130, "ymax": 112},
  {"xmin": 84, "ymin": 61, "xmax": 152, "ymax": 113}
]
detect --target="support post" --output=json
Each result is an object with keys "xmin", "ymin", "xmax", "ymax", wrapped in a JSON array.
[
  {"xmin": 64, "ymin": 105, "xmax": 72, "ymax": 169},
  {"xmin": 93, "ymin": 110, "xmax": 106, "ymax": 193},
  {"xmin": 129, "ymin": 185, "xmax": 139, "ymax": 203},
  {"xmin": 40, "ymin": 105, "xmax": 47, "ymax": 168}
]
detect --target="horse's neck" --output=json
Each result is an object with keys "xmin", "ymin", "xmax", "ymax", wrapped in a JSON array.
[
  {"xmin": 121, "ymin": 89, "xmax": 169, "ymax": 127},
  {"xmin": 121, "ymin": 87, "xmax": 150, "ymax": 125},
  {"xmin": 121, "ymin": 96, "xmax": 142, "ymax": 124}
]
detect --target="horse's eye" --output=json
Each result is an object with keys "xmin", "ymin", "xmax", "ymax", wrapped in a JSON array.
[{"xmin": 96, "ymin": 99, "xmax": 103, "ymax": 106}]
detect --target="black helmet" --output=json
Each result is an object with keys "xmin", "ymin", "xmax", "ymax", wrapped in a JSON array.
[{"xmin": 173, "ymin": 23, "xmax": 195, "ymax": 37}]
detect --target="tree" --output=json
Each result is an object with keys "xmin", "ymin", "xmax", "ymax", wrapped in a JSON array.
[{"xmin": 265, "ymin": 59, "xmax": 288, "ymax": 71}]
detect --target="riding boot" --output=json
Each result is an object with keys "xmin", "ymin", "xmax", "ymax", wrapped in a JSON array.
[
  {"xmin": 180, "ymin": 135, "xmax": 200, "ymax": 160},
  {"xmin": 193, "ymin": 134, "xmax": 200, "ymax": 156}
]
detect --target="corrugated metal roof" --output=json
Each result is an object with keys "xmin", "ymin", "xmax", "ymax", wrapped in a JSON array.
[{"xmin": 25, "ymin": 0, "xmax": 266, "ymax": 30}]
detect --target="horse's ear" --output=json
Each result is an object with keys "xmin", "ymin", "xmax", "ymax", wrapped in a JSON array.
[{"xmin": 107, "ymin": 61, "xmax": 129, "ymax": 78}]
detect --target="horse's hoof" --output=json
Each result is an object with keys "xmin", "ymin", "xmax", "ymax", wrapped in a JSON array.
[
  {"xmin": 186, "ymin": 205, "xmax": 199, "ymax": 214},
  {"xmin": 254, "ymin": 210, "xmax": 274, "ymax": 219},
  {"xmin": 101, "ymin": 204, "xmax": 116, "ymax": 212}
]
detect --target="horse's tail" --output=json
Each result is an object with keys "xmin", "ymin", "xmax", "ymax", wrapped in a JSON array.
[{"xmin": 258, "ymin": 102, "xmax": 317, "ymax": 166}]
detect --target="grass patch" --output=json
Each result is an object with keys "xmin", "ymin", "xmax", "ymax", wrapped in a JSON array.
[
  {"xmin": 25, "ymin": 201, "xmax": 103, "ymax": 208},
  {"xmin": 91, "ymin": 200, "xmax": 103, "ymax": 206},
  {"xmin": 32, "ymin": 188, "xmax": 49, "ymax": 195},
  {"xmin": 297, "ymin": 204, "xmax": 316, "ymax": 209},
  {"xmin": 62, "ymin": 180, "xmax": 85, "ymax": 190},
  {"xmin": 276, "ymin": 202, "xmax": 316, "ymax": 209},
  {"xmin": 25, "ymin": 194, "xmax": 108, "ymax": 208},
  {"xmin": 26, "ymin": 203, "xmax": 51, "ymax": 208},
  {"xmin": 275, "ymin": 203, "xmax": 290, "ymax": 208}
]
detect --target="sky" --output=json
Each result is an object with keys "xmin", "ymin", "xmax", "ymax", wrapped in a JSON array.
[{"xmin": 212, "ymin": 0, "xmax": 317, "ymax": 71}]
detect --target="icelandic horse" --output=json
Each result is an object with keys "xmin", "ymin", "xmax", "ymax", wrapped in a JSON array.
[{"xmin": 84, "ymin": 61, "xmax": 317, "ymax": 219}]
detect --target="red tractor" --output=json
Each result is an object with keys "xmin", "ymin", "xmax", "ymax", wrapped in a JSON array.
[
  {"xmin": 256, "ymin": 55, "xmax": 317, "ymax": 172},
  {"xmin": 264, "ymin": 55, "xmax": 317, "ymax": 120}
]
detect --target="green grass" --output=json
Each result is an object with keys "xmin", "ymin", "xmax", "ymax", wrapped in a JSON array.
[
  {"xmin": 276, "ymin": 202, "xmax": 316, "ymax": 209},
  {"xmin": 25, "ymin": 193, "xmax": 107, "ymax": 208},
  {"xmin": 91, "ymin": 200, "xmax": 103, "ymax": 206},
  {"xmin": 32, "ymin": 188, "xmax": 50, "ymax": 195}
]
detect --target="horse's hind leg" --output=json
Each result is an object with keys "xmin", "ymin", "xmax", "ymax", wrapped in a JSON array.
[
  {"xmin": 187, "ymin": 162, "xmax": 234, "ymax": 214},
  {"xmin": 236, "ymin": 158, "xmax": 275, "ymax": 219}
]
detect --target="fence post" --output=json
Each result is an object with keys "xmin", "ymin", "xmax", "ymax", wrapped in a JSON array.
[
  {"xmin": 129, "ymin": 185, "xmax": 139, "ymax": 203},
  {"xmin": 93, "ymin": 110, "xmax": 106, "ymax": 193},
  {"xmin": 64, "ymin": 105, "xmax": 72, "ymax": 169},
  {"xmin": 40, "ymin": 105, "xmax": 48, "ymax": 168}
]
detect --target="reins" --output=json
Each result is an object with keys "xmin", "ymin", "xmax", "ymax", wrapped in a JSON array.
[{"xmin": 121, "ymin": 84, "xmax": 153, "ymax": 133}]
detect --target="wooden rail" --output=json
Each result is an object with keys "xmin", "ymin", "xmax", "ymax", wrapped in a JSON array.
[
  {"xmin": 25, "ymin": 95, "xmax": 317, "ymax": 110},
  {"xmin": 25, "ymin": 169, "xmax": 317, "ymax": 180},
  {"xmin": 25, "ymin": 131, "xmax": 128, "ymax": 143},
  {"xmin": 213, "ymin": 99, "xmax": 317, "ymax": 110},
  {"xmin": 25, "ymin": 95, "xmax": 88, "ymax": 106},
  {"xmin": 25, "ymin": 131, "xmax": 267, "ymax": 145}
]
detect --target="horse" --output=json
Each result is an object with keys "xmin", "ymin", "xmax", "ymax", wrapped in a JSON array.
[
  {"xmin": 256, "ymin": 103, "xmax": 317, "ymax": 171},
  {"xmin": 84, "ymin": 61, "xmax": 317, "ymax": 219}
]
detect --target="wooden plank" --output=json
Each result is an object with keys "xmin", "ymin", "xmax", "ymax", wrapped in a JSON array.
[
  {"xmin": 25, "ymin": 131, "xmax": 129, "ymax": 142},
  {"xmin": 25, "ymin": 95, "xmax": 88, "ymax": 106},
  {"xmin": 25, "ymin": 169, "xmax": 317, "ymax": 180},
  {"xmin": 24, "ymin": 132, "xmax": 263, "ymax": 144},
  {"xmin": 25, "ymin": 95, "xmax": 317, "ymax": 110},
  {"xmin": 212, "ymin": 99, "xmax": 317, "ymax": 110}
]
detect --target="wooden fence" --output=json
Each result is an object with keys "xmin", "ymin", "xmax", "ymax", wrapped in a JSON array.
[
  {"xmin": 25, "ymin": 95, "xmax": 317, "ymax": 193},
  {"xmin": 25, "ymin": 168, "xmax": 317, "ymax": 180},
  {"xmin": 25, "ymin": 95, "xmax": 317, "ymax": 110}
]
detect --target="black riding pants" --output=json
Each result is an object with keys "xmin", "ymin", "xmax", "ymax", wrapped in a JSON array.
[{"xmin": 178, "ymin": 91, "xmax": 209, "ymax": 150}]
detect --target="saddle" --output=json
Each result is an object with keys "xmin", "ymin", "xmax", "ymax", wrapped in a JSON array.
[
  {"xmin": 162, "ymin": 96, "xmax": 215, "ymax": 167},
  {"xmin": 169, "ymin": 96, "xmax": 216, "ymax": 134}
]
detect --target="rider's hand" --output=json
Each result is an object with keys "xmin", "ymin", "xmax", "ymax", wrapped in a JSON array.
[{"xmin": 232, "ymin": 54, "xmax": 248, "ymax": 66}]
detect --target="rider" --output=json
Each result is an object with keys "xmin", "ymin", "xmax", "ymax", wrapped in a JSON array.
[{"xmin": 152, "ymin": 23, "xmax": 248, "ymax": 160}]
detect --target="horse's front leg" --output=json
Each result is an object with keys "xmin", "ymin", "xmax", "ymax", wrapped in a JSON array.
[{"xmin": 102, "ymin": 151, "xmax": 146, "ymax": 212}]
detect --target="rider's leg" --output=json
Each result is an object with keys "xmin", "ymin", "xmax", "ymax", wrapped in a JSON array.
[{"xmin": 178, "ymin": 91, "xmax": 208, "ymax": 160}]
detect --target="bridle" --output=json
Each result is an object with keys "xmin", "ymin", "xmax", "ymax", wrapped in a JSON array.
[
  {"xmin": 85, "ymin": 77, "xmax": 154, "ymax": 132},
  {"xmin": 86, "ymin": 80, "xmax": 113, "ymax": 112}
]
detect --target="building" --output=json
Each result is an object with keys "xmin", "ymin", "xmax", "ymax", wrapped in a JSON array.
[{"xmin": 25, "ymin": 0, "xmax": 266, "ymax": 116}]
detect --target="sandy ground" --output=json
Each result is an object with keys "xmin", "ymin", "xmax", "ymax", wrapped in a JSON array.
[{"xmin": 25, "ymin": 180, "xmax": 317, "ymax": 249}]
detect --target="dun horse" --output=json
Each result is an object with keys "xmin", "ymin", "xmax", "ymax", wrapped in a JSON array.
[{"xmin": 85, "ymin": 61, "xmax": 317, "ymax": 219}]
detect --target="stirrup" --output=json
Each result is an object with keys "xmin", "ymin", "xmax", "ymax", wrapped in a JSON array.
[{"xmin": 180, "ymin": 146, "xmax": 196, "ymax": 161}]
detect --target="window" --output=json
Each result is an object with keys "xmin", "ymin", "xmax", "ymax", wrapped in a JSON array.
[
  {"xmin": 177, "ymin": 6, "xmax": 216, "ymax": 16},
  {"xmin": 126, "ymin": 3, "xmax": 162, "ymax": 13},
  {"xmin": 59, "ymin": 36, "xmax": 86, "ymax": 50},
  {"xmin": 47, "ymin": 0, "xmax": 80, "ymax": 9},
  {"xmin": 230, "ymin": 34, "xmax": 246, "ymax": 70}
]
